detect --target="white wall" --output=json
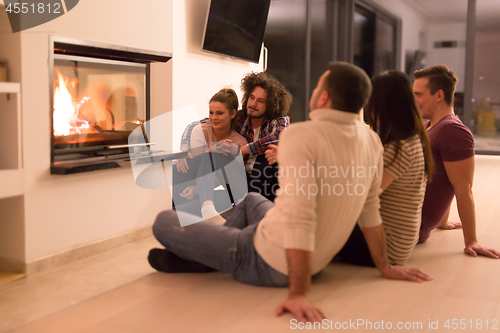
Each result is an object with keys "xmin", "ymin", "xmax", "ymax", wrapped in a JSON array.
[
  {"xmin": 369, "ymin": 0, "xmax": 429, "ymax": 71},
  {"xmin": 0, "ymin": 5, "xmax": 21, "ymax": 171},
  {"xmin": 5, "ymin": 0, "xmax": 263, "ymax": 263},
  {"xmin": 369, "ymin": 1, "xmax": 466, "ymax": 92},
  {"xmin": 426, "ymin": 22, "xmax": 467, "ymax": 92},
  {"xmin": 17, "ymin": 0, "xmax": 174, "ymax": 261},
  {"xmin": 0, "ymin": 5, "xmax": 21, "ymax": 83},
  {"xmin": 170, "ymin": 0, "xmax": 262, "ymax": 148}
]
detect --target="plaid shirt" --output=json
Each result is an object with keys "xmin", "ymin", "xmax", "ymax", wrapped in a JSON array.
[{"xmin": 180, "ymin": 110, "xmax": 290, "ymax": 155}]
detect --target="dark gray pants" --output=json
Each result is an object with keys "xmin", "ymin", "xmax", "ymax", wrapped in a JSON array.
[{"xmin": 153, "ymin": 193, "xmax": 289, "ymax": 287}]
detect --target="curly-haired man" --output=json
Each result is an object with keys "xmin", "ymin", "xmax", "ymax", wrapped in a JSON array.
[{"xmin": 177, "ymin": 71, "xmax": 292, "ymax": 201}]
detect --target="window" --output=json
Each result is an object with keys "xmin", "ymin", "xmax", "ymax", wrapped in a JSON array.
[
  {"xmin": 466, "ymin": 0, "xmax": 500, "ymax": 154},
  {"xmin": 353, "ymin": 1, "xmax": 399, "ymax": 78}
]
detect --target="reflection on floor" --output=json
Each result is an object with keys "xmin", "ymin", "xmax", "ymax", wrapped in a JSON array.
[
  {"xmin": 0, "ymin": 237, "xmax": 160, "ymax": 333},
  {"xmin": 0, "ymin": 272, "xmax": 25, "ymax": 288}
]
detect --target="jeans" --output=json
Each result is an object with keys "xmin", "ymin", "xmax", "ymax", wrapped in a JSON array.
[
  {"xmin": 172, "ymin": 152, "xmax": 247, "ymax": 218},
  {"xmin": 153, "ymin": 193, "xmax": 289, "ymax": 287},
  {"xmin": 197, "ymin": 152, "xmax": 248, "ymax": 205}
]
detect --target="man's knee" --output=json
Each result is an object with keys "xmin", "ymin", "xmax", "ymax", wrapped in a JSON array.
[
  {"xmin": 153, "ymin": 210, "xmax": 179, "ymax": 239},
  {"xmin": 247, "ymin": 192, "xmax": 266, "ymax": 201}
]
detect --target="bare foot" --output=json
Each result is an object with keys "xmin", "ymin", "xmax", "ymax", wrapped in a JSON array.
[{"xmin": 201, "ymin": 202, "xmax": 226, "ymax": 226}]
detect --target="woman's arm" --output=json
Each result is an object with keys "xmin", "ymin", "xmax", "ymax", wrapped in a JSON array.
[
  {"xmin": 380, "ymin": 170, "xmax": 396, "ymax": 192},
  {"xmin": 176, "ymin": 124, "xmax": 206, "ymax": 173},
  {"xmin": 180, "ymin": 118, "xmax": 209, "ymax": 151},
  {"xmin": 189, "ymin": 124, "xmax": 208, "ymax": 157}
]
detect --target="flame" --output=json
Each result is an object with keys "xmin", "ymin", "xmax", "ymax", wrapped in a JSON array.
[
  {"xmin": 53, "ymin": 72, "xmax": 91, "ymax": 136},
  {"xmin": 53, "ymin": 73, "xmax": 75, "ymax": 136}
]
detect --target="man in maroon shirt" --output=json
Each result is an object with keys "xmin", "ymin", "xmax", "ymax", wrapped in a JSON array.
[{"xmin": 414, "ymin": 65, "xmax": 499, "ymax": 259}]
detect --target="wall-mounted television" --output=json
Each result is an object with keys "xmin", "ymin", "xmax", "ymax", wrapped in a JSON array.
[{"xmin": 202, "ymin": 0, "xmax": 271, "ymax": 64}]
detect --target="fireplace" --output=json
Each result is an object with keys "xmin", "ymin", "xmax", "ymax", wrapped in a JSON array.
[{"xmin": 49, "ymin": 37, "xmax": 171, "ymax": 175}]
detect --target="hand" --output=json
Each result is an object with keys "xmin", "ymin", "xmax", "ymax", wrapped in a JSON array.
[
  {"xmin": 276, "ymin": 295, "xmax": 326, "ymax": 323},
  {"xmin": 220, "ymin": 140, "xmax": 240, "ymax": 156},
  {"xmin": 437, "ymin": 220, "xmax": 462, "ymax": 230},
  {"xmin": 464, "ymin": 242, "xmax": 500, "ymax": 259},
  {"xmin": 240, "ymin": 144, "xmax": 250, "ymax": 155},
  {"xmin": 179, "ymin": 185, "xmax": 198, "ymax": 200},
  {"xmin": 380, "ymin": 265, "xmax": 433, "ymax": 283},
  {"xmin": 211, "ymin": 141, "xmax": 239, "ymax": 156},
  {"xmin": 265, "ymin": 144, "xmax": 278, "ymax": 165},
  {"xmin": 176, "ymin": 152, "xmax": 193, "ymax": 173}
]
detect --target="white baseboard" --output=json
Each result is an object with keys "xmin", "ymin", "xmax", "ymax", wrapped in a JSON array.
[{"xmin": 24, "ymin": 225, "xmax": 153, "ymax": 275}]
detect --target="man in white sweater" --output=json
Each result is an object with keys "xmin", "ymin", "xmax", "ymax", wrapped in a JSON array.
[{"xmin": 150, "ymin": 62, "xmax": 432, "ymax": 323}]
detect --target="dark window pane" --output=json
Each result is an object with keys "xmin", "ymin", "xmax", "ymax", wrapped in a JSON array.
[
  {"xmin": 310, "ymin": 0, "xmax": 328, "ymax": 99},
  {"xmin": 469, "ymin": 0, "xmax": 500, "ymax": 152},
  {"xmin": 353, "ymin": 8, "xmax": 375, "ymax": 78},
  {"xmin": 374, "ymin": 18, "xmax": 395, "ymax": 75},
  {"xmin": 264, "ymin": 0, "xmax": 307, "ymax": 123}
]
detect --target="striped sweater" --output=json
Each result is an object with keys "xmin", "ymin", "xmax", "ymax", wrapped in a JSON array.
[{"xmin": 381, "ymin": 135, "xmax": 427, "ymax": 265}]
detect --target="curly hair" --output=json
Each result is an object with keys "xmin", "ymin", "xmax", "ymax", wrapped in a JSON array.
[{"xmin": 240, "ymin": 72, "xmax": 292, "ymax": 120}]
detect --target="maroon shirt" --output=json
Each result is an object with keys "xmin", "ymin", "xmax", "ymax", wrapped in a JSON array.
[{"xmin": 419, "ymin": 114, "xmax": 475, "ymax": 242}]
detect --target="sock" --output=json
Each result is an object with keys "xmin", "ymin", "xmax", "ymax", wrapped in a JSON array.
[
  {"xmin": 201, "ymin": 204, "xmax": 226, "ymax": 225},
  {"xmin": 148, "ymin": 248, "xmax": 215, "ymax": 273}
]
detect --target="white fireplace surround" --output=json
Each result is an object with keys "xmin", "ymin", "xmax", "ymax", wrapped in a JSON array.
[{"xmin": 0, "ymin": 0, "xmax": 263, "ymax": 274}]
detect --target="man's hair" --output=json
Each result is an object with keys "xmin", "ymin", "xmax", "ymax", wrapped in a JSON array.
[
  {"xmin": 413, "ymin": 64, "xmax": 458, "ymax": 106},
  {"xmin": 324, "ymin": 62, "xmax": 372, "ymax": 113},
  {"xmin": 240, "ymin": 72, "xmax": 292, "ymax": 120},
  {"xmin": 209, "ymin": 88, "xmax": 239, "ymax": 130}
]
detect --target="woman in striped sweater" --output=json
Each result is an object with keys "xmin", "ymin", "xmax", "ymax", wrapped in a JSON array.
[{"xmin": 336, "ymin": 70, "xmax": 434, "ymax": 266}]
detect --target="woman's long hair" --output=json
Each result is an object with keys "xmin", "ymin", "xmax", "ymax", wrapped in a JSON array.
[
  {"xmin": 365, "ymin": 70, "xmax": 433, "ymax": 181},
  {"xmin": 209, "ymin": 88, "xmax": 239, "ymax": 130}
]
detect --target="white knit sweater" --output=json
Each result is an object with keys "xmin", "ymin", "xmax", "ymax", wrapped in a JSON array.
[{"xmin": 254, "ymin": 108, "xmax": 384, "ymax": 275}]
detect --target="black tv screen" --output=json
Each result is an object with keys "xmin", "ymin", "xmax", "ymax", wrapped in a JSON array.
[{"xmin": 202, "ymin": 0, "xmax": 271, "ymax": 63}]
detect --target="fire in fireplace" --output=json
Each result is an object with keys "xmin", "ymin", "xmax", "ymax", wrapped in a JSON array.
[
  {"xmin": 49, "ymin": 37, "xmax": 171, "ymax": 175},
  {"xmin": 53, "ymin": 57, "xmax": 146, "ymax": 150}
]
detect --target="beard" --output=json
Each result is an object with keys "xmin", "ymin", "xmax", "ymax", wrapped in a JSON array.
[{"xmin": 247, "ymin": 107, "xmax": 265, "ymax": 119}]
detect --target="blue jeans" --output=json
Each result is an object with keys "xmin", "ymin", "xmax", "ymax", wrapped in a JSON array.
[
  {"xmin": 197, "ymin": 152, "xmax": 248, "ymax": 205},
  {"xmin": 152, "ymin": 193, "xmax": 289, "ymax": 287},
  {"xmin": 172, "ymin": 152, "xmax": 247, "ymax": 220}
]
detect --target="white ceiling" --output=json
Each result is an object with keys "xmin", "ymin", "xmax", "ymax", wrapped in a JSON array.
[
  {"xmin": 402, "ymin": 0, "xmax": 468, "ymax": 22},
  {"xmin": 402, "ymin": 0, "xmax": 500, "ymax": 31}
]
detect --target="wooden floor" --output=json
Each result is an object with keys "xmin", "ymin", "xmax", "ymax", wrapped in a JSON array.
[
  {"xmin": 0, "ymin": 272, "xmax": 25, "ymax": 288},
  {"xmin": 1, "ymin": 158, "xmax": 499, "ymax": 333},
  {"xmin": 2, "ymin": 224, "xmax": 499, "ymax": 333}
]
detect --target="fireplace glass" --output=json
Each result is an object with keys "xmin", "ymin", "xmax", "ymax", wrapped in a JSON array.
[{"xmin": 52, "ymin": 55, "xmax": 147, "ymax": 164}]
